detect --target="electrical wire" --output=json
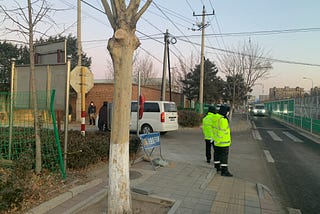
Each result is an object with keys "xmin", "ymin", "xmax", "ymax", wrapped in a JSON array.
[
  {"xmin": 178, "ymin": 38, "xmax": 320, "ymax": 67},
  {"xmin": 152, "ymin": 1, "xmax": 199, "ymax": 54}
]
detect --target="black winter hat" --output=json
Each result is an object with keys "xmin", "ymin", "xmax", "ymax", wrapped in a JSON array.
[
  {"xmin": 218, "ymin": 105, "xmax": 230, "ymax": 116},
  {"xmin": 208, "ymin": 106, "xmax": 216, "ymax": 113}
]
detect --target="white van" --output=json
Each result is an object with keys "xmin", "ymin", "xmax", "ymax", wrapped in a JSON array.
[{"xmin": 130, "ymin": 101, "xmax": 179, "ymax": 134}]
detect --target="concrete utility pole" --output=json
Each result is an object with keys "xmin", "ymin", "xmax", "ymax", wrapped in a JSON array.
[
  {"xmin": 193, "ymin": 6, "xmax": 214, "ymax": 114},
  {"xmin": 77, "ymin": 0, "xmax": 86, "ymax": 136},
  {"xmin": 161, "ymin": 29, "xmax": 169, "ymax": 101}
]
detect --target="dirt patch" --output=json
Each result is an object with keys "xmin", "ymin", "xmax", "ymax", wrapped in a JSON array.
[{"xmin": 76, "ymin": 195, "xmax": 171, "ymax": 214}]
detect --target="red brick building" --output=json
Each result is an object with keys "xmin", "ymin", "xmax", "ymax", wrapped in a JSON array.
[{"xmin": 70, "ymin": 81, "xmax": 185, "ymax": 121}]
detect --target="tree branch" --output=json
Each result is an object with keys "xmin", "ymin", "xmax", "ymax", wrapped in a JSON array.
[
  {"xmin": 135, "ymin": 0, "xmax": 152, "ymax": 21},
  {"xmin": 101, "ymin": 0, "xmax": 116, "ymax": 29}
]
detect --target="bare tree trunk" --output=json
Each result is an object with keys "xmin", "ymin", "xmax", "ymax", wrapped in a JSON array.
[
  {"xmin": 101, "ymin": 1, "xmax": 152, "ymax": 212},
  {"xmin": 107, "ymin": 30, "xmax": 137, "ymax": 213},
  {"xmin": 28, "ymin": 0, "xmax": 42, "ymax": 174}
]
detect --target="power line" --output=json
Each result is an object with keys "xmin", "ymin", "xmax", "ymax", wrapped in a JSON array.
[
  {"xmin": 185, "ymin": 0, "xmax": 194, "ymax": 12},
  {"xmin": 178, "ymin": 38, "xmax": 320, "ymax": 67},
  {"xmin": 152, "ymin": 1, "xmax": 199, "ymax": 54},
  {"xmin": 174, "ymin": 27, "xmax": 320, "ymax": 38},
  {"xmin": 138, "ymin": 46, "xmax": 162, "ymax": 64},
  {"xmin": 153, "ymin": 2, "xmax": 194, "ymax": 24}
]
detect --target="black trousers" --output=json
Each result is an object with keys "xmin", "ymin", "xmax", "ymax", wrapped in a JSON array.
[
  {"xmin": 205, "ymin": 139, "xmax": 213, "ymax": 162},
  {"xmin": 213, "ymin": 145, "xmax": 229, "ymax": 165}
]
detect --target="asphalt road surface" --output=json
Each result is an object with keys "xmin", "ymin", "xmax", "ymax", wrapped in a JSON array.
[{"xmin": 252, "ymin": 116, "xmax": 320, "ymax": 214}]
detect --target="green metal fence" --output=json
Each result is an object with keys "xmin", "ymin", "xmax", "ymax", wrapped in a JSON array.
[
  {"xmin": 265, "ymin": 97, "xmax": 320, "ymax": 136},
  {"xmin": 0, "ymin": 90, "xmax": 65, "ymax": 178}
]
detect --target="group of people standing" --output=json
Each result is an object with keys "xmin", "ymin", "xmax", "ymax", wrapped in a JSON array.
[{"xmin": 202, "ymin": 105, "xmax": 233, "ymax": 177}]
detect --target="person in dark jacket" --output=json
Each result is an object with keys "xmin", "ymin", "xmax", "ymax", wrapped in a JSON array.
[
  {"xmin": 88, "ymin": 101, "xmax": 96, "ymax": 125},
  {"xmin": 98, "ymin": 102, "xmax": 108, "ymax": 131}
]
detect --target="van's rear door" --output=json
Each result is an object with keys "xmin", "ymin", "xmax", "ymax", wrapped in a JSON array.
[{"xmin": 163, "ymin": 102, "xmax": 178, "ymax": 126}]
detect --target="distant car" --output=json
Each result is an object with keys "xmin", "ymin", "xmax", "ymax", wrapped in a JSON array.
[{"xmin": 252, "ymin": 104, "xmax": 267, "ymax": 116}]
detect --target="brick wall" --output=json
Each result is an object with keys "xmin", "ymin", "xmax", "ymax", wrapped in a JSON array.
[{"xmin": 70, "ymin": 83, "xmax": 184, "ymax": 120}]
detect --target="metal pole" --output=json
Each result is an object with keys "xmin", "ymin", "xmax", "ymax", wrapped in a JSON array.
[
  {"xmin": 77, "ymin": 0, "xmax": 85, "ymax": 135},
  {"xmin": 81, "ymin": 66, "xmax": 86, "ymax": 136},
  {"xmin": 199, "ymin": 6, "xmax": 206, "ymax": 114},
  {"xmin": 136, "ymin": 70, "xmax": 140, "ymax": 136},
  {"xmin": 77, "ymin": 0, "xmax": 82, "ymax": 67},
  {"xmin": 161, "ymin": 30, "xmax": 169, "ymax": 101},
  {"xmin": 9, "ymin": 58, "xmax": 16, "ymax": 160},
  {"xmin": 64, "ymin": 56, "xmax": 71, "ymax": 170},
  {"xmin": 167, "ymin": 43, "xmax": 172, "ymax": 101}
]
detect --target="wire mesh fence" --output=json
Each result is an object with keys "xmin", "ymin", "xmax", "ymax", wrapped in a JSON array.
[
  {"xmin": 265, "ymin": 96, "xmax": 320, "ymax": 136},
  {"xmin": 0, "ymin": 90, "xmax": 65, "ymax": 178}
]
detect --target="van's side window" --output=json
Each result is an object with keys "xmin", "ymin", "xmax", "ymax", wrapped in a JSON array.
[
  {"xmin": 144, "ymin": 103, "xmax": 160, "ymax": 112},
  {"xmin": 131, "ymin": 102, "xmax": 160, "ymax": 112}
]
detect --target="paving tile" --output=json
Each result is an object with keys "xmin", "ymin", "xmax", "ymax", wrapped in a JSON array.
[
  {"xmin": 197, "ymin": 198, "xmax": 213, "ymax": 206},
  {"xmin": 227, "ymin": 203, "xmax": 244, "ymax": 214},
  {"xmin": 245, "ymin": 206, "xmax": 261, "ymax": 214},
  {"xmin": 175, "ymin": 207, "xmax": 193, "ymax": 214},
  {"xmin": 211, "ymin": 201, "xmax": 229, "ymax": 214},
  {"xmin": 260, "ymin": 199, "xmax": 278, "ymax": 211},
  {"xmin": 194, "ymin": 203, "xmax": 212, "ymax": 213},
  {"xmin": 180, "ymin": 200, "xmax": 197, "ymax": 209},
  {"xmin": 245, "ymin": 199, "xmax": 261, "ymax": 208},
  {"xmin": 261, "ymin": 209, "xmax": 280, "ymax": 214}
]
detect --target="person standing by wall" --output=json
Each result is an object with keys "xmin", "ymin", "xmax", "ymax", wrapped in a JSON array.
[
  {"xmin": 88, "ymin": 101, "xmax": 96, "ymax": 126},
  {"xmin": 213, "ymin": 105, "xmax": 233, "ymax": 177},
  {"xmin": 202, "ymin": 106, "xmax": 218, "ymax": 164}
]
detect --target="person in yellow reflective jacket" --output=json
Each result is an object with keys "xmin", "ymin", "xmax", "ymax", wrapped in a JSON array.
[
  {"xmin": 213, "ymin": 105, "xmax": 233, "ymax": 177},
  {"xmin": 202, "ymin": 106, "xmax": 219, "ymax": 164}
]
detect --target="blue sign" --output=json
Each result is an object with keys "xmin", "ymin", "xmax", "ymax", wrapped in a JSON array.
[{"xmin": 139, "ymin": 132, "xmax": 160, "ymax": 150}]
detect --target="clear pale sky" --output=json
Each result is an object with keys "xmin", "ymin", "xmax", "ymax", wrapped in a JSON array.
[{"xmin": 2, "ymin": 0, "xmax": 320, "ymax": 96}]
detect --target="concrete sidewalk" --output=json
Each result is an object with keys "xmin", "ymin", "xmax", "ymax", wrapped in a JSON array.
[{"xmin": 27, "ymin": 114, "xmax": 284, "ymax": 214}]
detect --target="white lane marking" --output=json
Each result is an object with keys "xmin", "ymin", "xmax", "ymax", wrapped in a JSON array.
[
  {"xmin": 263, "ymin": 150, "xmax": 275, "ymax": 163},
  {"xmin": 283, "ymin": 131, "xmax": 303, "ymax": 143},
  {"xmin": 267, "ymin": 131, "xmax": 283, "ymax": 142},
  {"xmin": 252, "ymin": 130, "xmax": 262, "ymax": 140}
]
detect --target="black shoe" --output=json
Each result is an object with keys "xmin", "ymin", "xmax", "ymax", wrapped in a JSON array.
[
  {"xmin": 221, "ymin": 171, "xmax": 233, "ymax": 177},
  {"xmin": 207, "ymin": 160, "xmax": 211, "ymax": 163}
]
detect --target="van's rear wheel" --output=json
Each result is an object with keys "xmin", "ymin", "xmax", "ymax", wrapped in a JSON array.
[{"xmin": 141, "ymin": 124, "xmax": 153, "ymax": 134}]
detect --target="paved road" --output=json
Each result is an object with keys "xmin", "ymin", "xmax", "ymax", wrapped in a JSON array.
[{"xmin": 252, "ymin": 116, "xmax": 320, "ymax": 214}]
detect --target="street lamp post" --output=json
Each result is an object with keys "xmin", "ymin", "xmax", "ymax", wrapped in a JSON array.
[{"xmin": 302, "ymin": 77, "xmax": 313, "ymax": 95}]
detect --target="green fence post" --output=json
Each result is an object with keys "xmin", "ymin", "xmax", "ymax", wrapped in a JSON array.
[{"xmin": 50, "ymin": 90, "xmax": 66, "ymax": 179}]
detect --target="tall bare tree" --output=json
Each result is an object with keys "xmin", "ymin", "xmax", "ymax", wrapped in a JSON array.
[
  {"xmin": 218, "ymin": 40, "xmax": 272, "ymax": 118},
  {"xmin": 101, "ymin": 0, "xmax": 152, "ymax": 213},
  {"xmin": 0, "ymin": 0, "xmax": 60, "ymax": 174},
  {"xmin": 133, "ymin": 51, "xmax": 155, "ymax": 85}
]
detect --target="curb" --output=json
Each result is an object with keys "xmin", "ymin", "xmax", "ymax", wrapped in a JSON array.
[
  {"xmin": 26, "ymin": 178, "xmax": 103, "ymax": 214},
  {"xmin": 64, "ymin": 185, "xmax": 108, "ymax": 214},
  {"xmin": 69, "ymin": 188, "xmax": 180, "ymax": 214}
]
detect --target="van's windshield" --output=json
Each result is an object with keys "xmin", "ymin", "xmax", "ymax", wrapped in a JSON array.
[{"xmin": 255, "ymin": 105, "xmax": 265, "ymax": 109}]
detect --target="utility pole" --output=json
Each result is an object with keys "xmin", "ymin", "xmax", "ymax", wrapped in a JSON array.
[
  {"xmin": 161, "ymin": 29, "xmax": 169, "ymax": 101},
  {"xmin": 77, "ymin": 0, "xmax": 86, "ymax": 136},
  {"xmin": 193, "ymin": 6, "xmax": 214, "ymax": 114}
]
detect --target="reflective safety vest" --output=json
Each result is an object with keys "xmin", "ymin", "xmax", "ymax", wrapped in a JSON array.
[
  {"xmin": 202, "ymin": 112, "xmax": 220, "ymax": 141},
  {"xmin": 214, "ymin": 115, "xmax": 231, "ymax": 147}
]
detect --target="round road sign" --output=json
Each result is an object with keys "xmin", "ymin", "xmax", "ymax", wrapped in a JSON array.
[{"xmin": 70, "ymin": 66, "xmax": 94, "ymax": 93}]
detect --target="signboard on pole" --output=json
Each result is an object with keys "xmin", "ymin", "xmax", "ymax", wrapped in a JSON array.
[{"xmin": 70, "ymin": 66, "xmax": 94, "ymax": 93}]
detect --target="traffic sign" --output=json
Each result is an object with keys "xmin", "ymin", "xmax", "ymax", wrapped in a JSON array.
[{"xmin": 70, "ymin": 66, "xmax": 94, "ymax": 93}]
